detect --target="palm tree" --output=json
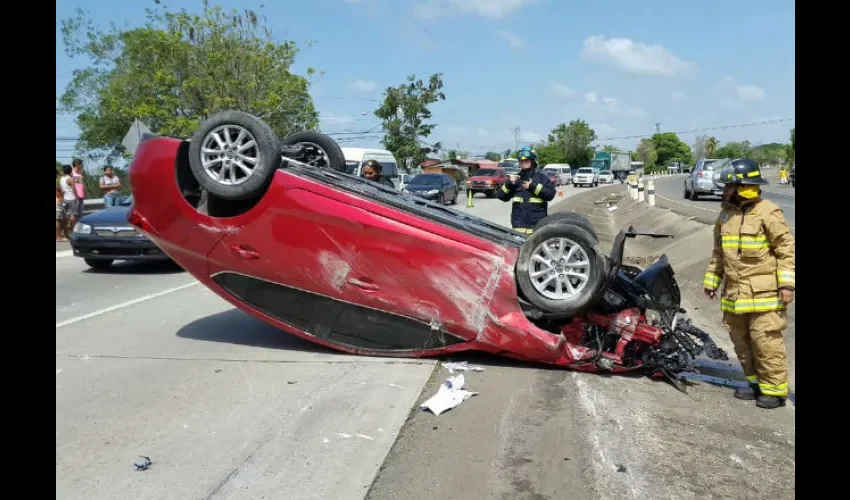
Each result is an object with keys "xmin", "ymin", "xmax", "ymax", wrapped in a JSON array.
[{"xmin": 705, "ymin": 136, "xmax": 719, "ymax": 157}]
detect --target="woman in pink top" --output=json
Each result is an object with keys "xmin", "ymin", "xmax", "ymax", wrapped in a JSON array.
[{"xmin": 69, "ymin": 159, "xmax": 86, "ymax": 223}]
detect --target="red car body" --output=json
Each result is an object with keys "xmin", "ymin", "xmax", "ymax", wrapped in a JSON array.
[{"xmin": 129, "ymin": 136, "xmax": 613, "ymax": 368}]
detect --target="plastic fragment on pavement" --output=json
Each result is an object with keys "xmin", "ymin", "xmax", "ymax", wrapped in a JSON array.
[
  {"xmin": 443, "ymin": 361, "xmax": 485, "ymax": 373},
  {"xmin": 419, "ymin": 374, "xmax": 478, "ymax": 416}
]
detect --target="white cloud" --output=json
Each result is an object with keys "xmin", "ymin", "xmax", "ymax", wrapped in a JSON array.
[
  {"xmin": 584, "ymin": 91, "xmax": 598, "ymax": 103},
  {"xmin": 351, "ymin": 79, "xmax": 378, "ymax": 92},
  {"xmin": 551, "ymin": 82, "xmax": 575, "ymax": 98},
  {"xmin": 580, "ymin": 35, "xmax": 695, "ymax": 76},
  {"xmin": 499, "ymin": 30, "xmax": 526, "ymax": 49},
  {"xmin": 671, "ymin": 90, "xmax": 687, "ymax": 103},
  {"xmin": 717, "ymin": 76, "xmax": 766, "ymax": 108},
  {"xmin": 413, "ymin": 0, "xmax": 540, "ymax": 20},
  {"xmin": 602, "ymin": 97, "xmax": 618, "ymax": 107},
  {"xmin": 737, "ymin": 85, "xmax": 766, "ymax": 100},
  {"xmin": 320, "ymin": 112, "xmax": 354, "ymax": 126}
]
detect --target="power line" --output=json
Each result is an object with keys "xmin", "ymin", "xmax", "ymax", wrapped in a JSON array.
[{"xmin": 598, "ymin": 117, "xmax": 794, "ymax": 141}]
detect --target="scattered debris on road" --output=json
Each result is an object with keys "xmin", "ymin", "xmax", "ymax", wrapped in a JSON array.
[
  {"xmin": 419, "ymin": 374, "xmax": 478, "ymax": 416},
  {"xmin": 134, "ymin": 456, "xmax": 152, "ymax": 471},
  {"xmin": 625, "ymin": 255, "xmax": 661, "ymax": 267},
  {"xmin": 443, "ymin": 361, "xmax": 485, "ymax": 373}
]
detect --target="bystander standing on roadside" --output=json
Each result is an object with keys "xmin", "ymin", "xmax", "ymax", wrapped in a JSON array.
[
  {"xmin": 70, "ymin": 159, "xmax": 86, "ymax": 225},
  {"xmin": 361, "ymin": 159, "xmax": 395, "ymax": 189},
  {"xmin": 100, "ymin": 166, "xmax": 122, "ymax": 207},
  {"xmin": 56, "ymin": 170, "xmax": 69, "ymax": 241},
  {"xmin": 59, "ymin": 165, "xmax": 78, "ymax": 236}
]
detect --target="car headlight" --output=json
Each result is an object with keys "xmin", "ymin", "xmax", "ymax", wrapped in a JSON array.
[
  {"xmin": 427, "ymin": 189, "xmax": 439, "ymax": 195},
  {"xmin": 73, "ymin": 223, "xmax": 91, "ymax": 234}
]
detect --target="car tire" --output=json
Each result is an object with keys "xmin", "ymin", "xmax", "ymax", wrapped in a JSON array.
[
  {"xmin": 188, "ymin": 110, "xmax": 281, "ymax": 201},
  {"xmin": 690, "ymin": 189, "xmax": 699, "ymax": 201},
  {"xmin": 516, "ymin": 223, "xmax": 606, "ymax": 316},
  {"xmin": 437, "ymin": 193, "xmax": 445, "ymax": 205},
  {"xmin": 279, "ymin": 130, "xmax": 346, "ymax": 172},
  {"xmin": 451, "ymin": 191, "xmax": 458, "ymax": 204},
  {"xmin": 533, "ymin": 211, "xmax": 598, "ymax": 241},
  {"xmin": 84, "ymin": 258, "xmax": 113, "ymax": 269},
  {"xmin": 683, "ymin": 184, "xmax": 689, "ymax": 199}
]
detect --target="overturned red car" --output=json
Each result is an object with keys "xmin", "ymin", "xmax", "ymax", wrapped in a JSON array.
[{"xmin": 128, "ymin": 111, "xmax": 727, "ymax": 388}]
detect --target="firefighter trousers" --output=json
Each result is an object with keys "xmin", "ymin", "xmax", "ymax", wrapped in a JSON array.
[{"xmin": 722, "ymin": 310, "xmax": 789, "ymax": 398}]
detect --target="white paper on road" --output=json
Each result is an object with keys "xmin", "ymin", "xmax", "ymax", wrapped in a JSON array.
[
  {"xmin": 443, "ymin": 361, "xmax": 485, "ymax": 373},
  {"xmin": 419, "ymin": 374, "xmax": 478, "ymax": 416}
]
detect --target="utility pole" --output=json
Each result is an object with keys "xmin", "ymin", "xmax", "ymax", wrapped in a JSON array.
[
  {"xmin": 513, "ymin": 127, "xmax": 520, "ymax": 151},
  {"xmin": 655, "ymin": 122, "xmax": 661, "ymax": 134}
]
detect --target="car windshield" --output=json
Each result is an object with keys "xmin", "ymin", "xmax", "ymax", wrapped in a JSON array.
[
  {"xmin": 498, "ymin": 160, "xmax": 518, "ymax": 170},
  {"xmin": 475, "ymin": 169, "xmax": 498, "ymax": 177},
  {"xmin": 577, "ymin": 168, "xmax": 594, "ymax": 174},
  {"xmin": 600, "ymin": 170, "xmax": 611, "ymax": 175},
  {"xmin": 702, "ymin": 160, "xmax": 717, "ymax": 170},
  {"xmin": 409, "ymin": 174, "xmax": 444, "ymax": 186}
]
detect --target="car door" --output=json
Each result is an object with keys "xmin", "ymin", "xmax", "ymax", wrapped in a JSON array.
[{"xmin": 206, "ymin": 177, "xmax": 367, "ymax": 306}]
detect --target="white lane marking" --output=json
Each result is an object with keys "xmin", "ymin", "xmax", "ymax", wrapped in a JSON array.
[
  {"xmin": 56, "ymin": 281, "xmax": 199, "ymax": 328},
  {"xmin": 56, "ymin": 250, "xmax": 73, "ymax": 259},
  {"xmin": 655, "ymin": 195, "xmax": 719, "ymax": 213}
]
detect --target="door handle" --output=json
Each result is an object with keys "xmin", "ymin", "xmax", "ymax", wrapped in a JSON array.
[{"xmin": 230, "ymin": 245, "xmax": 260, "ymax": 260}]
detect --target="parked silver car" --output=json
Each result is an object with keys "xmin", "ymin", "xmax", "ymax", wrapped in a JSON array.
[{"xmin": 683, "ymin": 158, "xmax": 728, "ymax": 200}]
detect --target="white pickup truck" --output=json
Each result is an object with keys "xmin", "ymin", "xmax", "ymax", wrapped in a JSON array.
[{"xmin": 572, "ymin": 167, "xmax": 598, "ymax": 187}]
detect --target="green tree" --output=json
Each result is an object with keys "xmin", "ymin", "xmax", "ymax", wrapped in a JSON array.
[
  {"xmin": 750, "ymin": 142, "xmax": 785, "ymax": 166},
  {"xmin": 535, "ymin": 142, "xmax": 569, "ymax": 166},
  {"xmin": 650, "ymin": 132, "xmax": 691, "ymax": 167},
  {"xmin": 600, "ymin": 144, "xmax": 619, "ymax": 153},
  {"xmin": 715, "ymin": 140, "xmax": 752, "ymax": 159},
  {"xmin": 787, "ymin": 127, "xmax": 795, "ymax": 166},
  {"xmin": 374, "ymin": 73, "xmax": 445, "ymax": 170},
  {"xmin": 58, "ymin": 0, "xmax": 319, "ymax": 160},
  {"xmin": 444, "ymin": 149, "xmax": 470, "ymax": 160},
  {"xmin": 635, "ymin": 138, "xmax": 658, "ymax": 170},
  {"xmin": 546, "ymin": 120, "xmax": 597, "ymax": 170},
  {"xmin": 484, "ymin": 151, "xmax": 502, "ymax": 161}
]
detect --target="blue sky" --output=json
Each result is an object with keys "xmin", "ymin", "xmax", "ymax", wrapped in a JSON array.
[{"xmin": 56, "ymin": 0, "xmax": 795, "ymax": 163}]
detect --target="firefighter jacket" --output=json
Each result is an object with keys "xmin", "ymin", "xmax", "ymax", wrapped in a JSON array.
[
  {"xmin": 496, "ymin": 167, "xmax": 557, "ymax": 233},
  {"xmin": 703, "ymin": 198, "xmax": 795, "ymax": 314}
]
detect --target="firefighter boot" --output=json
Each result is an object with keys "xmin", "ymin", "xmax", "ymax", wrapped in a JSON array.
[
  {"xmin": 756, "ymin": 395, "xmax": 786, "ymax": 409},
  {"xmin": 734, "ymin": 383, "xmax": 759, "ymax": 401}
]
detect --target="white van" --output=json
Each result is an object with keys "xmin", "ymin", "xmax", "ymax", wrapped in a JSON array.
[
  {"xmin": 543, "ymin": 164, "xmax": 572, "ymax": 184},
  {"xmin": 341, "ymin": 148, "xmax": 401, "ymax": 187}
]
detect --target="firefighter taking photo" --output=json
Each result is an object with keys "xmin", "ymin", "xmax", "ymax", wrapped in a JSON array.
[
  {"xmin": 703, "ymin": 158, "xmax": 795, "ymax": 409},
  {"xmin": 497, "ymin": 146, "xmax": 556, "ymax": 235}
]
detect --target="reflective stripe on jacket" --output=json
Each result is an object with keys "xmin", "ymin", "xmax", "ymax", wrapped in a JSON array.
[
  {"xmin": 496, "ymin": 169, "xmax": 556, "ymax": 231},
  {"xmin": 704, "ymin": 198, "xmax": 795, "ymax": 313}
]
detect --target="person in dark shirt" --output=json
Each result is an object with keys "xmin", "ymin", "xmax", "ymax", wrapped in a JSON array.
[
  {"xmin": 496, "ymin": 146, "xmax": 556, "ymax": 234},
  {"xmin": 361, "ymin": 159, "xmax": 395, "ymax": 189}
]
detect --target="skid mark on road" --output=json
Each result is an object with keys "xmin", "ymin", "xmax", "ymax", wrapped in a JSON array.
[{"xmin": 55, "ymin": 281, "xmax": 199, "ymax": 328}]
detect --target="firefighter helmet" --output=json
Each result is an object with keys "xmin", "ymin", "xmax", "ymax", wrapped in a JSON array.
[{"xmin": 718, "ymin": 158, "xmax": 768, "ymax": 185}]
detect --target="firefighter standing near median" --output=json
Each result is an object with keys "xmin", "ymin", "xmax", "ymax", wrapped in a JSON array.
[
  {"xmin": 703, "ymin": 158, "xmax": 795, "ymax": 409},
  {"xmin": 497, "ymin": 146, "xmax": 556, "ymax": 235}
]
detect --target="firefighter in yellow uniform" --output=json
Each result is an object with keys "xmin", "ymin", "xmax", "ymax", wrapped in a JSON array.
[{"xmin": 703, "ymin": 158, "xmax": 795, "ymax": 409}]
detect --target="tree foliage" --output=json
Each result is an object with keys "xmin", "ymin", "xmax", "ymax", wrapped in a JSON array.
[
  {"xmin": 484, "ymin": 151, "xmax": 502, "ymax": 161},
  {"xmin": 635, "ymin": 138, "xmax": 658, "ymax": 170},
  {"xmin": 544, "ymin": 120, "xmax": 597, "ymax": 170},
  {"xmin": 374, "ymin": 73, "xmax": 446, "ymax": 169},
  {"xmin": 58, "ymin": 0, "xmax": 319, "ymax": 160},
  {"xmin": 650, "ymin": 132, "xmax": 691, "ymax": 167},
  {"xmin": 600, "ymin": 144, "xmax": 620, "ymax": 153}
]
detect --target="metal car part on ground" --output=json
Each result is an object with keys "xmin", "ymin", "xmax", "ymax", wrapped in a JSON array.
[{"xmin": 127, "ymin": 110, "xmax": 728, "ymax": 392}]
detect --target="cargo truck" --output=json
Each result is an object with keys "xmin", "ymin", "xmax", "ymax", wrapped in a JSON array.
[{"xmin": 591, "ymin": 151, "xmax": 632, "ymax": 182}]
